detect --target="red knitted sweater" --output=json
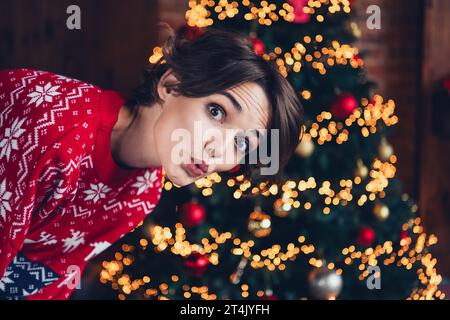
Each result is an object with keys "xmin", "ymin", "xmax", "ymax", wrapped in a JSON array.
[{"xmin": 0, "ymin": 69, "xmax": 163, "ymax": 299}]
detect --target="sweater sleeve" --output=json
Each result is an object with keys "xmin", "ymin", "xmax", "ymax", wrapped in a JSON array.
[{"xmin": 0, "ymin": 119, "xmax": 96, "ymax": 280}]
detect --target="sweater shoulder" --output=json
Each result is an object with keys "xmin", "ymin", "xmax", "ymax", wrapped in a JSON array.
[
  {"xmin": 0, "ymin": 69, "xmax": 107, "ymax": 165},
  {"xmin": 0, "ymin": 68, "xmax": 104, "ymax": 130}
]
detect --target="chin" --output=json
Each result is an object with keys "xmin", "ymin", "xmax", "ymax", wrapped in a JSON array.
[{"xmin": 164, "ymin": 166, "xmax": 194, "ymax": 187}]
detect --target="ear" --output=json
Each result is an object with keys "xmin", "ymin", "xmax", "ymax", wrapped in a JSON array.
[{"xmin": 157, "ymin": 69, "xmax": 178, "ymax": 102}]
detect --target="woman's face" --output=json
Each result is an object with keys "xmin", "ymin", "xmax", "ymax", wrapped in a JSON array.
[{"xmin": 154, "ymin": 70, "xmax": 270, "ymax": 187}]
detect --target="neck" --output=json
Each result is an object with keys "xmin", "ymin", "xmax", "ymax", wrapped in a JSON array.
[{"xmin": 111, "ymin": 103, "xmax": 162, "ymax": 169}]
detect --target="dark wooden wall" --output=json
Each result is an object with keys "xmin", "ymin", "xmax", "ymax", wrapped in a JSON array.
[
  {"xmin": 355, "ymin": 0, "xmax": 450, "ymax": 277},
  {"xmin": 354, "ymin": 0, "xmax": 423, "ymax": 199},
  {"xmin": 420, "ymin": 0, "xmax": 450, "ymax": 277},
  {"xmin": 0, "ymin": 0, "xmax": 159, "ymax": 97}
]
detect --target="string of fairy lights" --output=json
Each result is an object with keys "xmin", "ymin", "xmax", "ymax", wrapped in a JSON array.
[
  {"xmin": 100, "ymin": 211, "xmax": 443, "ymax": 300},
  {"xmin": 174, "ymin": 144, "xmax": 397, "ymax": 220},
  {"xmin": 308, "ymin": 95, "xmax": 398, "ymax": 144},
  {"xmin": 342, "ymin": 217, "xmax": 443, "ymax": 300},
  {"xmin": 185, "ymin": 0, "xmax": 353, "ymax": 27},
  {"xmin": 149, "ymin": 36, "xmax": 362, "ymax": 78},
  {"xmin": 183, "ymin": 0, "xmax": 359, "ymax": 77},
  {"xmin": 98, "ymin": 0, "xmax": 444, "ymax": 300},
  {"xmin": 262, "ymin": 38, "xmax": 362, "ymax": 78}
]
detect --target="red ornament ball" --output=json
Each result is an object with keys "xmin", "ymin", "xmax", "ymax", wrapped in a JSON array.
[
  {"xmin": 178, "ymin": 25, "xmax": 205, "ymax": 41},
  {"xmin": 353, "ymin": 54, "xmax": 362, "ymax": 65},
  {"xmin": 179, "ymin": 201, "xmax": 206, "ymax": 228},
  {"xmin": 288, "ymin": 0, "xmax": 311, "ymax": 24},
  {"xmin": 357, "ymin": 226, "xmax": 375, "ymax": 247},
  {"xmin": 250, "ymin": 36, "xmax": 266, "ymax": 56},
  {"xmin": 443, "ymin": 78, "xmax": 450, "ymax": 94},
  {"xmin": 183, "ymin": 252, "xmax": 210, "ymax": 277},
  {"xmin": 400, "ymin": 230, "xmax": 408, "ymax": 241},
  {"xmin": 331, "ymin": 93, "xmax": 358, "ymax": 120}
]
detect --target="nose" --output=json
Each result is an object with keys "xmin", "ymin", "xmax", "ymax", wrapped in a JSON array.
[
  {"xmin": 204, "ymin": 137, "xmax": 219, "ymax": 159},
  {"xmin": 203, "ymin": 134, "xmax": 236, "ymax": 167}
]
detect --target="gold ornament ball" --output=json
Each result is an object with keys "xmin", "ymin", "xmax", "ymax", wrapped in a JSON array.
[
  {"xmin": 273, "ymin": 198, "xmax": 291, "ymax": 218},
  {"xmin": 378, "ymin": 137, "xmax": 394, "ymax": 161},
  {"xmin": 373, "ymin": 203, "xmax": 390, "ymax": 221},
  {"xmin": 350, "ymin": 22, "xmax": 362, "ymax": 38},
  {"xmin": 248, "ymin": 207, "xmax": 272, "ymax": 238},
  {"xmin": 295, "ymin": 139, "xmax": 315, "ymax": 158},
  {"xmin": 354, "ymin": 159, "xmax": 368, "ymax": 179}
]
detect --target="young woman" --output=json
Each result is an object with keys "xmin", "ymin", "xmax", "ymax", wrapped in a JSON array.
[{"xmin": 0, "ymin": 28, "xmax": 304, "ymax": 299}]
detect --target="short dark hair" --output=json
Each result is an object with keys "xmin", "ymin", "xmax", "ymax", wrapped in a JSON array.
[{"xmin": 126, "ymin": 27, "xmax": 305, "ymax": 187}]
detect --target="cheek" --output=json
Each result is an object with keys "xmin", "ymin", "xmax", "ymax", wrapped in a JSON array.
[
  {"xmin": 153, "ymin": 104, "xmax": 199, "ymax": 159},
  {"xmin": 153, "ymin": 113, "xmax": 178, "ymax": 164}
]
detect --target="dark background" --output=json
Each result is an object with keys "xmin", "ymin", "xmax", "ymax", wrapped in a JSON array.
[
  {"xmin": 0, "ymin": 0, "xmax": 159, "ymax": 97},
  {"xmin": 1, "ymin": 0, "xmax": 449, "ymax": 282}
]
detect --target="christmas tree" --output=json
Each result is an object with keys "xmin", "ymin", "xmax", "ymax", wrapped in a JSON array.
[{"xmin": 97, "ymin": 0, "xmax": 443, "ymax": 300}]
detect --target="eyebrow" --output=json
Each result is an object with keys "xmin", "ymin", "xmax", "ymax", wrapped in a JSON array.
[{"xmin": 218, "ymin": 91, "xmax": 242, "ymax": 112}]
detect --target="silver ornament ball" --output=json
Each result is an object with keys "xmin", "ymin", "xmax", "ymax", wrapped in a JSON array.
[{"xmin": 308, "ymin": 267, "xmax": 343, "ymax": 300}]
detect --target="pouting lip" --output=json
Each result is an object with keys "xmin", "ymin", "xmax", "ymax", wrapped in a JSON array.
[
  {"xmin": 181, "ymin": 158, "xmax": 209, "ymax": 178},
  {"xmin": 191, "ymin": 158, "xmax": 209, "ymax": 174}
]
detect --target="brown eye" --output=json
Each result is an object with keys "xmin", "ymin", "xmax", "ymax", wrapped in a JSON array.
[
  {"xmin": 234, "ymin": 134, "xmax": 249, "ymax": 154},
  {"xmin": 207, "ymin": 103, "xmax": 225, "ymax": 121}
]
